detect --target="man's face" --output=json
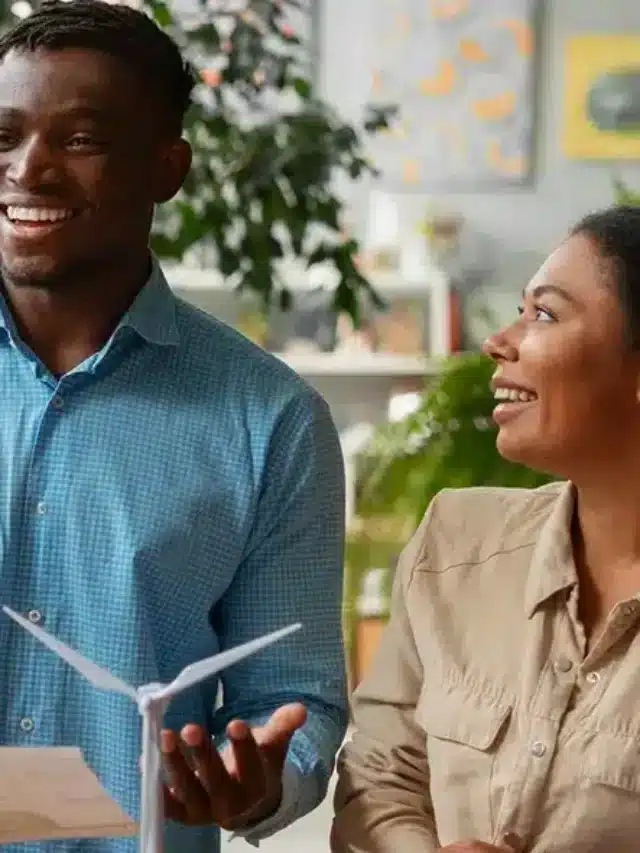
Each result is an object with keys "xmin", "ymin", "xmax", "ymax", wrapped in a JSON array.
[{"xmin": 0, "ymin": 46, "xmax": 188, "ymax": 288}]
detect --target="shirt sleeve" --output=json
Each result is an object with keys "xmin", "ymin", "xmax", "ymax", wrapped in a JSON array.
[
  {"xmin": 331, "ymin": 502, "xmax": 440, "ymax": 853},
  {"xmin": 209, "ymin": 386, "xmax": 349, "ymax": 840}
]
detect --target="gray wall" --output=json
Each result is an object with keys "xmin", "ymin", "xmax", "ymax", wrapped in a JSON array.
[{"xmin": 318, "ymin": 0, "xmax": 640, "ymax": 302}]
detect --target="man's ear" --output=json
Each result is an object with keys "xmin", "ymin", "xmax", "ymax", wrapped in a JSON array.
[{"xmin": 153, "ymin": 139, "xmax": 192, "ymax": 204}]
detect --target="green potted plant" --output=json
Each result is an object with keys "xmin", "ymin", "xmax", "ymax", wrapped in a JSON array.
[
  {"xmin": 343, "ymin": 352, "xmax": 555, "ymax": 681},
  {"xmin": 143, "ymin": 0, "xmax": 397, "ymax": 321}
]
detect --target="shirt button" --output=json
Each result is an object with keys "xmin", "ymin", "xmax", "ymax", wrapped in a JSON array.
[
  {"xmin": 19, "ymin": 717, "xmax": 35, "ymax": 733},
  {"xmin": 27, "ymin": 609, "xmax": 42, "ymax": 624},
  {"xmin": 502, "ymin": 831, "xmax": 523, "ymax": 851},
  {"xmin": 35, "ymin": 501, "xmax": 47, "ymax": 516},
  {"xmin": 586, "ymin": 671, "xmax": 601, "ymax": 685},
  {"xmin": 531, "ymin": 740, "xmax": 547, "ymax": 758},
  {"xmin": 555, "ymin": 656, "xmax": 573, "ymax": 673},
  {"xmin": 51, "ymin": 395, "xmax": 64, "ymax": 410}
]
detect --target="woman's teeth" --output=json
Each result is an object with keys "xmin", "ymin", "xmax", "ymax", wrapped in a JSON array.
[
  {"xmin": 494, "ymin": 387, "xmax": 537, "ymax": 403},
  {"xmin": 5, "ymin": 206, "xmax": 75, "ymax": 223}
]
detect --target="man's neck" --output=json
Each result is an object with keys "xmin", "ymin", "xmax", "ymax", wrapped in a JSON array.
[{"xmin": 2, "ymin": 255, "xmax": 151, "ymax": 376}]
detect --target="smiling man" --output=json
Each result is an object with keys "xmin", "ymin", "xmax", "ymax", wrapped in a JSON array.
[{"xmin": 0, "ymin": 2, "xmax": 348, "ymax": 852}]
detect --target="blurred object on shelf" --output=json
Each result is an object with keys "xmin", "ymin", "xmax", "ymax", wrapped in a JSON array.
[
  {"xmin": 270, "ymin": 287, "xmax": 337, "ymax": 354},
  {"xmin": 364, "ymin": 190, "xmax": 402, "ymax": 272},
  {"xmin": 420, "ymin": 209, "xmax": 465, "ymax": 264},
  {"xmin": 374, "ymin": 299, "xmax": 425, "ymax": 355},
  {"xmin": 236, "ymin": 307, "xmax": 270, "ymax": 348},
  {"xmin": 334, "ymin": 312, "xmax": 376, "ymax": 354}
]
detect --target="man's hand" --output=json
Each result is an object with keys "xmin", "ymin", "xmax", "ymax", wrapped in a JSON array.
[{"xmin": 160, "ymin": 703, "xmax": 307, "ymax": 831}]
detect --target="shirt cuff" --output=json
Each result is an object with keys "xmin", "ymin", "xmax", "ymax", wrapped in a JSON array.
[{"xmin": 228, "ymin": 760, "xmax": 302, "ymax": 847}]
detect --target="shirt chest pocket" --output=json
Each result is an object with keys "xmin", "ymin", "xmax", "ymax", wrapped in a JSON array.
[
  {"xmin": 580, "ymin": 731, "xmax": 640, "ymax": 794},
  {"xmin": 415, "ymin": 685, "xmax": 512, "ymax": 845}
]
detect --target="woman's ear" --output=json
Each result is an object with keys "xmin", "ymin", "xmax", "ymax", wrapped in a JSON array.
[{"xmin": 153, "ymin": 138, "xmax": 192, "ymax": 204}]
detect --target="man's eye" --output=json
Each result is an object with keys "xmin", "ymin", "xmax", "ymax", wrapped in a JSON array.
[{"xmin": 67, "ymin": 134, "xmax": 103, "ymax": 149}]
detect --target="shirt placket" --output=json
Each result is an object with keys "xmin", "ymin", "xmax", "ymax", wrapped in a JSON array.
[{"xmin": 492, "ymin": 594, "xmax": 582, "ymax": 848}]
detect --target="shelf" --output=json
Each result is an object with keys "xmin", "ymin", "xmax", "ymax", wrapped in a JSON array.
[
  {"xmin": 273, "ymin": 351, "xmax": 441, "ymax": 377},
  {"xmin": 165, "ymin": 262, "xmax": 446, "ymax": 296}
]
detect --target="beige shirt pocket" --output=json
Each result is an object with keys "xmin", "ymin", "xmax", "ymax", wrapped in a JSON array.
[
  {"xmin": 415, "ymin": 684, "xmax": 512, "ymax": 845},
  {"xmin": 569, "ymin": 731, "xmax": 640, "ymax": 850}
]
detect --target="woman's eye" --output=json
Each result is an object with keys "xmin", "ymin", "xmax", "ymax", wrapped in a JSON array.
[
  {"xmin": 517, "ymin": 304, "xmax": 554, "ymax": 322},
  {"xmin": 534, "ymin": 306, "xmax": 555, "ymax": 322}
]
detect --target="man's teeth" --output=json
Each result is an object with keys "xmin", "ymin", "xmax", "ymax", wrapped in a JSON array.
[
  {"xmin": 494, "ymin": 387, "xmax": 537, "ymax": 403},
  {"xmin": 5, "ymin": 206, "xmax": 75, "ymax": 223}
]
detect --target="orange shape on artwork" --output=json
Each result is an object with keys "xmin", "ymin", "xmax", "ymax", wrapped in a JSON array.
[
  {"xmin": 459, "ymin": 39, "xmax": 489, "ymax": 62},
  {"xmin": 435, "ymin": 121, "xmax": 468, "ymax": 160},
  {"xmin": 471, "ymin": 91, "xmax": 515, "ymax": 121},
  {"xmin": 497, "ymin": 19, "xmax": 533, "ymax": 56},
  {"xmin": 419, "ymin": 60, "xmax": 457, "ymax": 96},
  {"xmin": 430, "ymin": 0, "xmax": 467, "ymax": 19},
  {"xmin": 487, "ymin": 140, "xmax": 526, "ymax": 176},
  {"xmin": 372, "ymin": 71, "xmax": 382, "ymax": 94}
]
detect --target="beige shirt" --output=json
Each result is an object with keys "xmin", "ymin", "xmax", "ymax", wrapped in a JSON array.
[{"xmin": 332, "ymin": 482, "xmax": 640, "ymax": 853}]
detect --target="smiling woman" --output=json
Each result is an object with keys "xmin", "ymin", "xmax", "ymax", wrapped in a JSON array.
[{"xmin": 332, "ymin": 205, "xmax": 640, "ymax": 853}]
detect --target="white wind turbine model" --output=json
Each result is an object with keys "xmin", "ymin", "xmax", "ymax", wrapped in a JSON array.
[{"xmin": 2, "ymin": 605, "xmax": 301, "ymax": 853}]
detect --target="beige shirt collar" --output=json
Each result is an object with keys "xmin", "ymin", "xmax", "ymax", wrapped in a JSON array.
[{"xmin": 524, "ymin": 480, "xmax": 577, "ymax": 619}]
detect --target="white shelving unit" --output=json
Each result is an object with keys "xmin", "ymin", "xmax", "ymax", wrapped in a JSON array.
[
  {"xmin": 272, "ymin": 351, "xmax": 442, "ymax": 378},
  {"xmin": 164, "ymin": 261, "xmax": 451, "ymax": 378}
]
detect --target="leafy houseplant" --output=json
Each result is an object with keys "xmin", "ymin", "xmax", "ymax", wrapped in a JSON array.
[
  {"xmin": 342, "ymin": 353, "xmax": 555, "ymax": 660},
  {"xmin": 143, "ymin": 0, "xmax": 396, "ymax": 322}
]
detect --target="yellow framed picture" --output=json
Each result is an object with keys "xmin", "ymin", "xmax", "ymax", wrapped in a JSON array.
[{"xmin": 563, "ymin": 34, "xmax": 640, "ymax": 160}]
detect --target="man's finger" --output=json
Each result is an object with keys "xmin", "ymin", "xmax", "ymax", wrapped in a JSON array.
[
  {"xmin": 160, "ymin": 728, "xmax": 209, "ymax": 819},
  {"xmin": 255, "ymin": 703, "xmax": 307, "ymax": 749},
  {"xmin": 226, "ymin": 720, "xmax": 268, "ymax": 804},
  {"xmin": 180, "ymin": 723, "xmax": 229, "ymax": 800}
]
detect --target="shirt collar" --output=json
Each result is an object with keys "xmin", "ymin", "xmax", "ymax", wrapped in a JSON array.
[
  {"xmin": 118, "ymin": 255, "xmax": 180, "ymax": 347},
  {"xmin": 0, "ymin": 255, "xmax": 180, "ymax": 349},
  {"xmin": 524, "ymin": 481, "xmax": 578, "ymax": 618}
]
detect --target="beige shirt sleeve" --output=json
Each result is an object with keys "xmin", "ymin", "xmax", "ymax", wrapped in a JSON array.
[{"xmin": 331, "ymin": 506, "xmax": 439, "ymax": 853}]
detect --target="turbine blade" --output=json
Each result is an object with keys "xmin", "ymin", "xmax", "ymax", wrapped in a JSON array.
[
  {"xmin": 2, "ymin": 606, "xmax": 137, "ymax": 700},
  {"xmin": 159, "ymin": 622, "xmax": 302, "ymax": 700}
]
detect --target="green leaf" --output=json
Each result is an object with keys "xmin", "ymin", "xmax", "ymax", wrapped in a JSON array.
[
  {"xmin": 149, "ymin": 1, "xmax": 172, "ymax": 28},
  {"xmin": 293, "ymin": 78, "xmax": 312, "ymax": 99}
]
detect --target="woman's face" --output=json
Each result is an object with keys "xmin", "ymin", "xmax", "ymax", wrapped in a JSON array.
[{"xmin": 483, "ymin": 232, "xmax": 640, "ymax": 479}]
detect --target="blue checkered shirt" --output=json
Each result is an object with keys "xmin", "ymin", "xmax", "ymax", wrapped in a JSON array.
[{"xmin": 0, "ymin": 260, "xmax": 348, "ymax": 852}]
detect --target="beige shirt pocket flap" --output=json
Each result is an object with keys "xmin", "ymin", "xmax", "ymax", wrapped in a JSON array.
[
  {"xmin": 581, "ymin": 732, "xmax": 640, "ymax": 793},
  {"xmin": 416, "ymin": 687, "xmax": 512, "ymax": 751}
]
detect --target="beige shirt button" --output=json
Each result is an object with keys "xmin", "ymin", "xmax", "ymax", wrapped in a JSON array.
[
  {"xmin": 503, "ymin": 831, "xmax": 523, "ymax": 851},
  {"xmin": 531, "ymin": 740, "xmax": 547, "ymax": 757},
  {"xmin": 586, "ymin": 671, "xmax": 601, "ymax": 685},
  {"xmin": 555, "ymin": 656, "xmax": 573, "ymax": 673}
]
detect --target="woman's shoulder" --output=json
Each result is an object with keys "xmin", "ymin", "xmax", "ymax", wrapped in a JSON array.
[{"xmin": 409, "ymin": 480, "xmax": 570, "ymax": 575}]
